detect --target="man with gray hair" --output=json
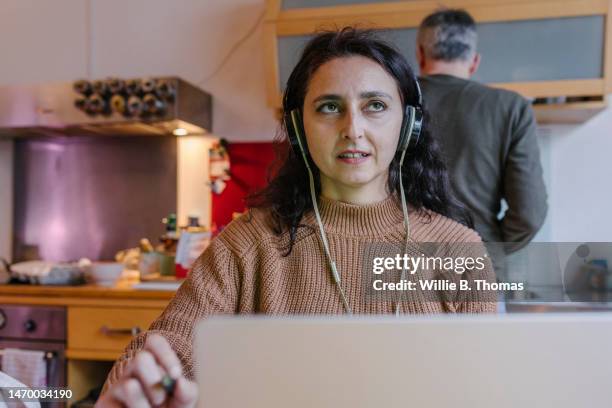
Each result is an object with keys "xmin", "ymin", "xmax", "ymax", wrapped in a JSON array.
[{"xmin": 416, "ymin": 9, "xmax": 548, "ymax": 269}]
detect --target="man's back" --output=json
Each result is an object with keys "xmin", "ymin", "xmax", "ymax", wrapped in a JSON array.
[{"xmin": 420, "ymin": 74, "xmax": 547, "ymax": 252}]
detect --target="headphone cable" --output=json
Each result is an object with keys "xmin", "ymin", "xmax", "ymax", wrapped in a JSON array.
[
  {"xmin": 291, "ymin": 113, "xmax": 353, "ymax": 314},
  {"xmin": 307, "ymin": 168, "xmax": 353, "ymax": 315},
  {"xmin": 395, "ymin": 134, "xmax": 412, "ymax": 317}
]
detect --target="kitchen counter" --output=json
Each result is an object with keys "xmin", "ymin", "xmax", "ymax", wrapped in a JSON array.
[
  {"xmin": 0, "ymin": 281, "xmax": 176, "ymax": 308},
  {"xmin": 0, "ymin": 281, "xmax": 177, "ymax": 359}
]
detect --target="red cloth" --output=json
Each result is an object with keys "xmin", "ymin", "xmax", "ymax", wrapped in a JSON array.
[{"xmin": 211, "ymin": 142, "xmax": 275, "ymax": 229}]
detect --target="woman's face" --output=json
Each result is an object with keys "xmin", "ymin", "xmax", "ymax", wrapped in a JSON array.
[{"xmin": 302, "ymin": 56, "xmax": 404, "ymax": 203}]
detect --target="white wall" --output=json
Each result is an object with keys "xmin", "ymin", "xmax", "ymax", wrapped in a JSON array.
[
  {"xmin": 546, "ymin": 107, "xmax": 612, "ymax": 242},
  {"xmin": 0, "ymin": 0, "xmax": 89, "ymax": 84},
  {"xmin": 177, "ymin": 136, "xmax": 216, "ymax": 228}
]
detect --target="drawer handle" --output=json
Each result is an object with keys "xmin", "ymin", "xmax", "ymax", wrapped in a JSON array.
[{"xmin": 100, "ymin": 325, "xmax": 141, "ymax": 336}]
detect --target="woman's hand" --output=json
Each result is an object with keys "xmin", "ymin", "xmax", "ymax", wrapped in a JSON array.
[{"xmin": 96, "ymin": 334, "xmax": 198, "ymax": 408}]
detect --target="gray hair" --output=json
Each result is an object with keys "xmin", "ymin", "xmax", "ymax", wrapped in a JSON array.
[{"xmin": 417, "ymin": 9, "xmax": 477, "ymax": 62}]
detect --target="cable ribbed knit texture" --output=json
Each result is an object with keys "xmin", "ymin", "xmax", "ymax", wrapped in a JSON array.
[{"xmin": 105, "ymin": 195, "xmax": 496, "ymax": 387}]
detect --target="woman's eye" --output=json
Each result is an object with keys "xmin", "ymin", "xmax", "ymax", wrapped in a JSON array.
[
  {"xmin": 317, "ymin": 103, "xmax": 340, "ymax": 113},
  {"xmin": 366, "ymin": 101, "xmax": 386, "ymax": 112}
]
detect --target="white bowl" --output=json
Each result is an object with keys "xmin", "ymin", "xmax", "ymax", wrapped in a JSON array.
[{"xmin": 88, "ymin": 262, "xmax": 124, "ymax": 286}]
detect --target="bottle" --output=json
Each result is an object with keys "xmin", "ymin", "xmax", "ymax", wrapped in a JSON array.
[
  {"xmin": 92, "ymin": 80, "xmax": 110, "ymax": 96},
  {"xmin": 73, "ymin": 80, "xmax": 92, "ymax": 95},
  {"xmin": 126, "ymin": 96, "xmax": 144, "ymax": 117},
  {"xmin": 125, "ymin": 79, "xmax": 142, "ymax": 95},
  {"xmin": 110, "ymin": 94, "xmax": 127, "ymax": 115},
  {"xmin": 155, "ymin": 79, "xmax": 175, "ymax": 101},
  {"xmin": 159, "ymin": 213, "xmax": 179, "ymax": 277},
  {"xmin": 108, "ymin": 78, "xmax": 125, "ymax": 94},
  {"xmin": 141, "ymin": 77, "xmax": 157, "ymax": 94},
  {"xmin": 85, "ymin": 93, "xmax": 109, "ymax": 115},
  {"xmin": 160, "ymin": 213, "xmax": 179, "ymax": 252},
  {"xmin": 142, "ymin": 93, "xmax": 166, "ymax": 116}
]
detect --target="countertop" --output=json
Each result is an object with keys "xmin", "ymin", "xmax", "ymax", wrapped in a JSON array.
[
  {"xmin": 4, "ymin": 282, "xmax": 611, "ymax": 312},
  {"xmin": 0, "ymin": 280, "xmax": 176, "ymax": 308}
]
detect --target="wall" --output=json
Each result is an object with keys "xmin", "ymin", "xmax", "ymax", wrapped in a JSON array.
[
  {"xmin": 177, "ymin": 136, "xmax": 215, "ymax": 228},
  {"xmin": 547, "ymin": 110, "xmax": 612, "ymax": 242},
  {"xmin": 523, "ymin": 109, "xmax": 612, "ymax": 244},
  {"xmin": 0, "ymin": 140, "xmax": 13, "ymax": 261}
]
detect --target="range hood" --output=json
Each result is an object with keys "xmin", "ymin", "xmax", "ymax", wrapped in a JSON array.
[{"xmin": 0, "ymin": 77, "xmax": 212, "ymax": 138}]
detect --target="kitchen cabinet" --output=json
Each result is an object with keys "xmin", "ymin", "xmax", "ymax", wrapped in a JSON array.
[
  {"xmin": 0, "ymin": 284, "xmax": 174, "ymax": 403},
  {"xmin": 263, "ymin": 0, "xmax": 612, "ymax": 123}
]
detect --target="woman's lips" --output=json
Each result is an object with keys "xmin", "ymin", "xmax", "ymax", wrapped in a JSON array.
[{"xmin": 337, "ymin": 151, "xmax": 371, "ymax": 164}]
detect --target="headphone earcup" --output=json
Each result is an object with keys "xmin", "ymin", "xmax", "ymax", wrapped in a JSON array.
[
  {"xmin": 397, "ymin": 105, "xmax": 423, "ymax": 153},
  {"xmin": 411, "ymin": 107, "xmax": 423, "ymax": 146}
]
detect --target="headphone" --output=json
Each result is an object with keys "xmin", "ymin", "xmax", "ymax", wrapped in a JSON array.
[{"xmin": 284, "ymin": 79, "xmax": 424, "ymax": 160}]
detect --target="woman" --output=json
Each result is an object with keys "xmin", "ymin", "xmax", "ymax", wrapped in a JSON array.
[{"xmin": 98, "ymin": 28, "xmax": 496, "ymax": 407}]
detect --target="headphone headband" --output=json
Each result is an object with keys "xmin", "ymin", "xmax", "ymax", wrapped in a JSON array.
[
  {"xmin": 285, "ymin": 109, "xmax": 309, "ymax": 159},
  {"xmin": 285, "ymin": 77, "xmax": 424, "ymax": 159},
  {"xmin": 414, "ymin": 76, "xmax": 423, "ymax": 107}
]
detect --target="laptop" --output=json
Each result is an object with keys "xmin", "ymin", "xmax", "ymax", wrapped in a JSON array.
[{"xmin": 194, "ymin": 314, "xmax": 612, "ymax": 407}]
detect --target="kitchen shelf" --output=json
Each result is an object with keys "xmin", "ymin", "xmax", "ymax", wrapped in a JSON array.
[{"xmin": 533, "ymin": 100, "xmax": 608, "ymax": 124}]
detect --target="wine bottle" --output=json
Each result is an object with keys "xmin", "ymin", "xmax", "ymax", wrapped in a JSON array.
[
  {"xmin": 125, "ymin": 79, "xmax": 142, "ymax": 95},
  {"xmin": 155, "ymin": 79, "xmax": 175, "ymax": 101},
  {"xmin": 108, "ymin": 78, "xmax": 125, "ymax": 94},
  {"xmin": 127, "ymin": 95, "xmax": 144, "ymax": 117},
  {"xmin": 143, "ymin": 93, "xmax": 166, "ymax": 115},
  {"xmin": 110, "ymin": 94, "xmax": 127, "ymax": 115},
  {"xmin": 92, "ymin": 80, "xmax": 109, "ymax": 96},
  {"xmin": 141, "ymin": 77, "xmax": 157, "ymax": 93},
  {"xmin": 73, "ymin": 80, "xmax": 92, "ymax": 95},
  {"xmin": 85, "ymin": 93, "xmax": 108, "ymax": 115}
]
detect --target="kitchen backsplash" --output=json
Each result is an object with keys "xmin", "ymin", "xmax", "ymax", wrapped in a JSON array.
[{"xmin": 13, "ymin": 136, "xmax": 177, "ymax": 262}]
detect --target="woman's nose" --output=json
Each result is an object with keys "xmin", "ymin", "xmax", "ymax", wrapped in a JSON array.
[{"xmin": 340, "ymin": 109, "xmax": 364, "ymax": 141}]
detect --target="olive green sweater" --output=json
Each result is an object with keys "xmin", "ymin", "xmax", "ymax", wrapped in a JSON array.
[{"xmin": 105, "ymin": 195, "xmax": 496, "ymax": 385}]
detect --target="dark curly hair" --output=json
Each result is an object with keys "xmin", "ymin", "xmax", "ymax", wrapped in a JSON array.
[{"xmin": 247, "ymin": 27, "xmax": 472, "ymax": 253}]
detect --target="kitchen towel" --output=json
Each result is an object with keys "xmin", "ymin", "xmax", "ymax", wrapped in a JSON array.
[
  {"xmin": 0, "ymin": 370, "xmax": 41, "ymax": 408},
  {"xmin": 1, "ymin": 348, "xmax": 47, "ymax": 387}
]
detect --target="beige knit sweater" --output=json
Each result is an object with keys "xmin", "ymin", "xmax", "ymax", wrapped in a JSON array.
[{"xmin": 105, "ymin": 195, "xmax": 497, "ymax": 386}]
